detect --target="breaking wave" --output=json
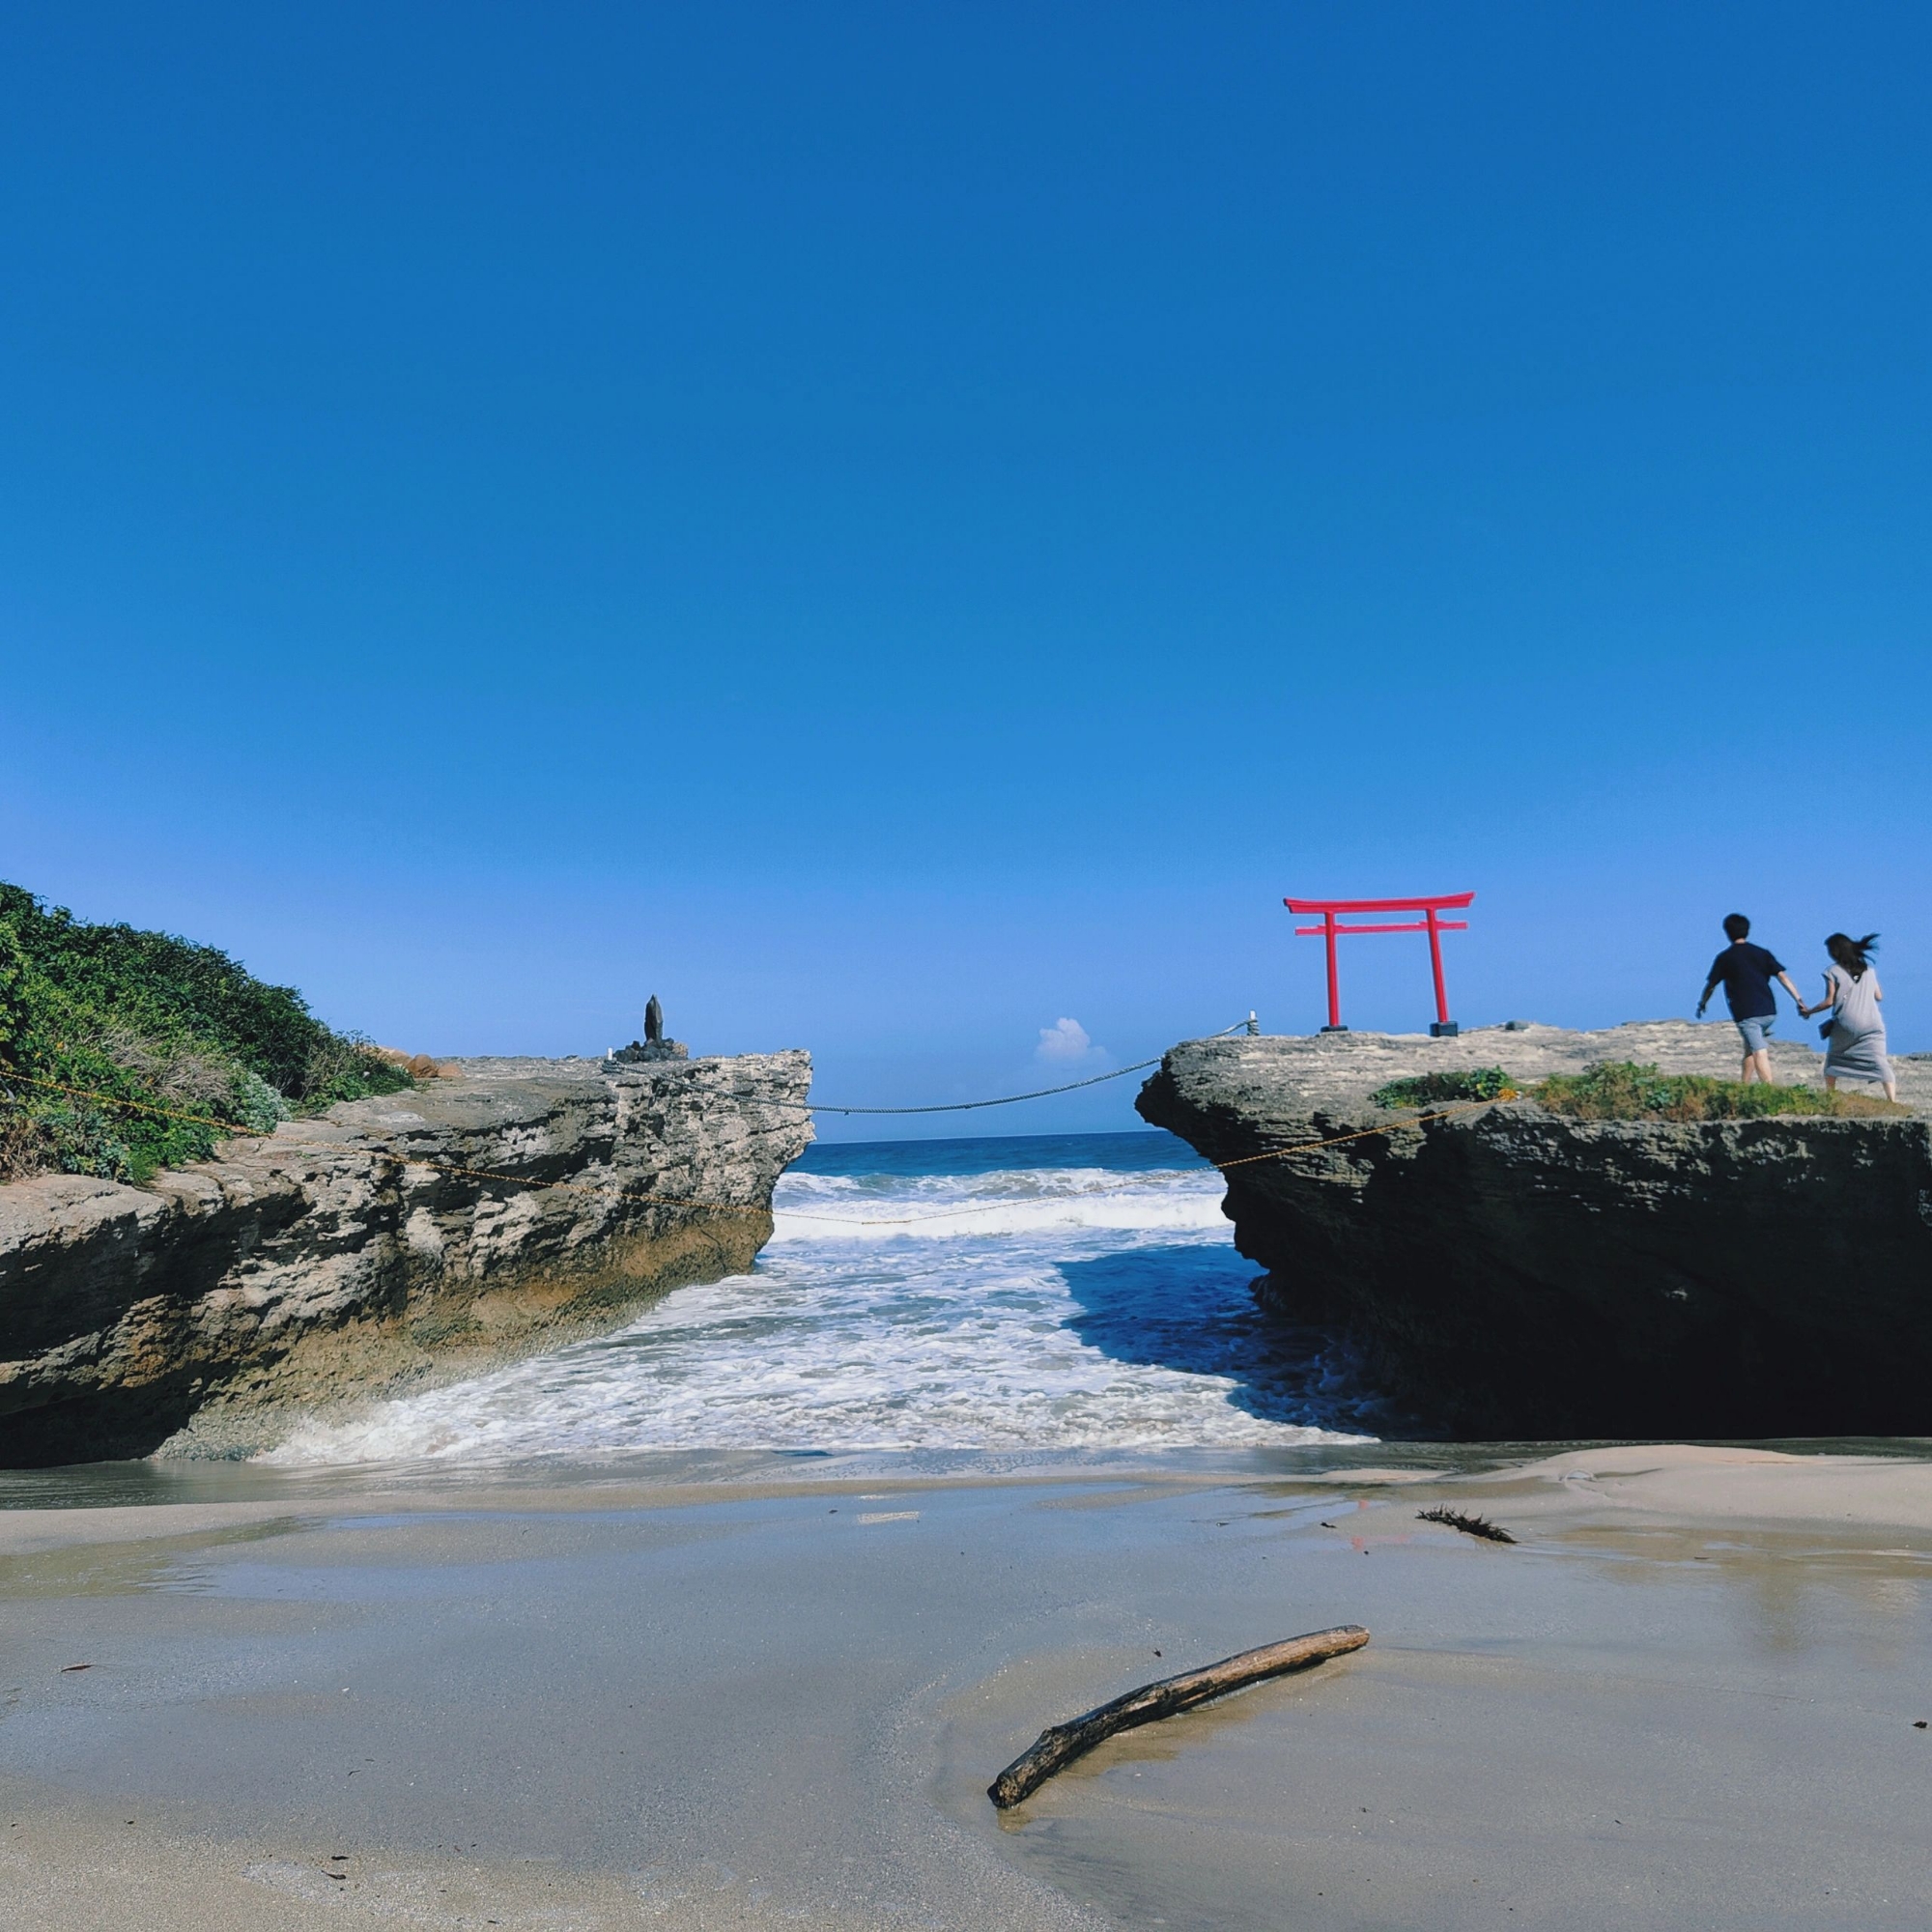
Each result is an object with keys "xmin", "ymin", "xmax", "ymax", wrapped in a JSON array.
[{"xmin": 262, "ymin": 1135, "xmax": 1378, "ymax": 1465}]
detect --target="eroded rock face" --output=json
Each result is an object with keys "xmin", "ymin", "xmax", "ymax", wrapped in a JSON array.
[
  {"xmin": 1137, "ymin": 1023, "xmax": 1932, "ymax": 1438},
  {"xmin": 0, "ymin": 1052, "xmax": 812, "ymax": 1464}
]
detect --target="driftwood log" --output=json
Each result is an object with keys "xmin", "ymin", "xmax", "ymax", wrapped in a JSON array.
[{"xmin": 987, "ymin": 1624, "xmax": 1370, "ymax": 1808}]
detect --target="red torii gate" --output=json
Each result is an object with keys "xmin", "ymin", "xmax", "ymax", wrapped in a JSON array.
[{"xmin": 1284, "ymin": 892, "xmax": 1475, "ymax": 1037}]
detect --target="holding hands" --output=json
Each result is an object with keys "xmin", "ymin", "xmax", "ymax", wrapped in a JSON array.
[{"xmin": 1798, "ymin": 973, "xmax": 1834, "ymax": 1022}]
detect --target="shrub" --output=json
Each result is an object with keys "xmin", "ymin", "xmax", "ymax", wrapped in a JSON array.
[
  {"xmin": 1372, "ymin": 1066, "xmax": 1519, "ymax": 1109},
  {"xmin": 0, "ymin": 882, "xmax": 416, "ymax": 1184},
  {"xmin": 1531, "ymin": 1061, "xmax": 1906, "ymax": 1122}
]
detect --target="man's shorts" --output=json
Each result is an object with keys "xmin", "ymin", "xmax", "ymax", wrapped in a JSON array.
[{"xmin": 1736, "ymin": 1014, "xmax": 1776, "ymax": 1055}]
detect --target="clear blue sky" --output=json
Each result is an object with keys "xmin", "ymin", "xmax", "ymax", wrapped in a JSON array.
[{"xmin": 4, "ymin": 4, "xmax": 1928, "ymax": 1135}]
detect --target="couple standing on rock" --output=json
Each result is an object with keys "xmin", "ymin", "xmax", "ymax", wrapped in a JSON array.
[{"xmin": 1696, "ymin": 913, "xmax": 1895, "ymax": 1102}]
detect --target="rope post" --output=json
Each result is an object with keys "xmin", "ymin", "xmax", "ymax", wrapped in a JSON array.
[{"xmin": 1246, "ymin": 1010, "xmax": 1259, "ymax": 1037}]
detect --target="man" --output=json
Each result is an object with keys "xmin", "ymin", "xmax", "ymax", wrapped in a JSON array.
[{"xmin": 1696, "ymin": 913, "xmax": 1804, "ymax": 1085}]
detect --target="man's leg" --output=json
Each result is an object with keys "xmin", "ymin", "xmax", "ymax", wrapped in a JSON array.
[{"xmin": 1751, "ymin": 1048, "xmax": 1775, "ymax": 1085}]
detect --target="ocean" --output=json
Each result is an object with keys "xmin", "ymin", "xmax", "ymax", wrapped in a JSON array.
[{"xmin": 263, "ymin": 1129, "xmax": 1379, "ymax": 1464}]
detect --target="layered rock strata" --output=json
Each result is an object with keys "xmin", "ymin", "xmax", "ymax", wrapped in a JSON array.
[
  {"xmin": 1137, "ymin": 1022, "xmax": 1932, "ymax": 1438},
  {"xmin": 0, "ymin": 1051, "xmax": 812, "ymax": 1464}
]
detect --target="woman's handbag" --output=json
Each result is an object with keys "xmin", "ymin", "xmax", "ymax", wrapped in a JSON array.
[{"xmin": 1820, "ymin": 1019, "xmax": 1835, "ymax": 1040}]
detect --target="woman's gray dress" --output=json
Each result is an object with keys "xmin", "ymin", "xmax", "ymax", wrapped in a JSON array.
[{"xmin": 1823, "ymin": 966, "xmax": 1890, "ymax": 1085}]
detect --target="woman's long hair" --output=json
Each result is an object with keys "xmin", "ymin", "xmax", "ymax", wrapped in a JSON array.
[{"xmin": 1826, "ymin": 931, "xmax": 1880, "ymax": 979}]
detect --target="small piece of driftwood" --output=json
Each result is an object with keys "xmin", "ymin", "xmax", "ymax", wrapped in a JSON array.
[
  {"xmin": 1416, "ymin": 1506, "xmax": 1516, "ymax": 1544},
  {"xmin": 987, "ymin": 1625, "xmax": 1370, "ymax": 1808}
]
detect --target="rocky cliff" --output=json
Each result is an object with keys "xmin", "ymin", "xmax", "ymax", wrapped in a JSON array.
[
  {"xmin": 0, "ymin": 1050, "xmax": 812, "ymax": 1464},
  {"xmin": 1137, "ymin": 1022, "xmax": 1932, "ymax": 1438}
]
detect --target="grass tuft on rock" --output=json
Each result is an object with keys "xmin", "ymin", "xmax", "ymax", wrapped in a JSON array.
[
  {"xmin": 1531, "ymin": 1061, "xmax": 1906, "ymax": 1122},
  {"xmin": 0, "ymin": 882, "xmax": 417, "ymax": 1185},
  {"xmin": 1372, "ymin": 1066, "xmax": 1518, "ymax": 1109}
]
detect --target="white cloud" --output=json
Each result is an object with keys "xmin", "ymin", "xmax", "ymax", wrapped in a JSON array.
[{"xmin": 1036, "ymin": 1017, "xmax": 1095, "ymax": 1063}]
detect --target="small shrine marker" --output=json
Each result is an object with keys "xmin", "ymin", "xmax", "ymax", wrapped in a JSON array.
[{"xmin": 1284, "ymin": 892, "xmax": 1475, "ymax": 1037}]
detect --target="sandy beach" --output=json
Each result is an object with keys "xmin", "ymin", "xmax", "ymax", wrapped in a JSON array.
[{"xmin": 3, "ymin": 1441, "xmax": 1929, "ymax": 1930}]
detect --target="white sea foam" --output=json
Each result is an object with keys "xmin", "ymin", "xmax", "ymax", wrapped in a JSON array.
[
  {"xmin": 772, "ymin": 1164, "xmax": 1229, "ymax": 1239},
  {"xmin": 262, "ymin": 1160, "xmax": 1376, "ymax": 1466}
]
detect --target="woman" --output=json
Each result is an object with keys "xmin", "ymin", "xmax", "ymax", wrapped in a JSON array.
[{"xmin": 1798, "ymin": 932, "xmax": 1896, "ymax": 1102}]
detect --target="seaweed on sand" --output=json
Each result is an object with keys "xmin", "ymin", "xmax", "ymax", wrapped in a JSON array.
[{"xmin": 1417, "ymin": 1506, "xmax": 1517, "ymax": 1545}]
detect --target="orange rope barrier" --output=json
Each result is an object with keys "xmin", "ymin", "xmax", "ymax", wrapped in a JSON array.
[{"xmin": 1211, "ymin": 1093, "xmax": 1518, "ymax": 1168}]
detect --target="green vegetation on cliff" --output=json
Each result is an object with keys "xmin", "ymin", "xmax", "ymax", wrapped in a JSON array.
[
  {"xmin": 0, "ymin": 883, "xmax": 415, "ymax": 1184},
  {"xmin": 1372, "ymin": 1066, "xmax": 1518, "ymax": 1108},
  {"xmin": 1532, "ymin": 1061, "xmax": 1905, "ymax": 1122},
  {"xmin": 1373, "ymin": 1059, "xmax": 1905, "ymax": 1122}
]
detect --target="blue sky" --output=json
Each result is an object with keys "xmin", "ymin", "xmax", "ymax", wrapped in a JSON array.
[{"xmin": 4, "ymin": 3, "xmax": 1928, "ymax": 1135}]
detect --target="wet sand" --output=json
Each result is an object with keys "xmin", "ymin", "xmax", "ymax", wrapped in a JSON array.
[{"xmin": 1, "ymin": 1443, "xmax": 1929, "ymax": 1929}]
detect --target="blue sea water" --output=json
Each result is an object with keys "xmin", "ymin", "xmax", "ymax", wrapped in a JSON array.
[
  {"xmin": 796, "ymin": 1128, "xmax": 1217, "ymax": 1179},
  {"xmin": 266, "ymin": 1130, "xmax": 1378, "ymax": 1463}
]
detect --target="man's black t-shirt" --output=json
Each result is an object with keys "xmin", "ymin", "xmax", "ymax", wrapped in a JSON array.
[{"xmin": 1707, "ymin": 942, "xmax": 1784, "ymax": 1020}]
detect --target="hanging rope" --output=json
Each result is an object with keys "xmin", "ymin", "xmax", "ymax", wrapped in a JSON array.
[{"xmin": 735, "ymin": 1017, "xmax": 1255, "ymax": 1116}]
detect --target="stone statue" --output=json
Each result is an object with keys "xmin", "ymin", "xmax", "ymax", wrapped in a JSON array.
[{"xmin": 608, "ymin": 992, "xmax": 687, "ymax": 1066}]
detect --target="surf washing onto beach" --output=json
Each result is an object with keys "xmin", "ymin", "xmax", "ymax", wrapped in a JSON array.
[{"xmin": 264, "ymin": 1131, "xmax": 1380, "ymax": 1466}]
